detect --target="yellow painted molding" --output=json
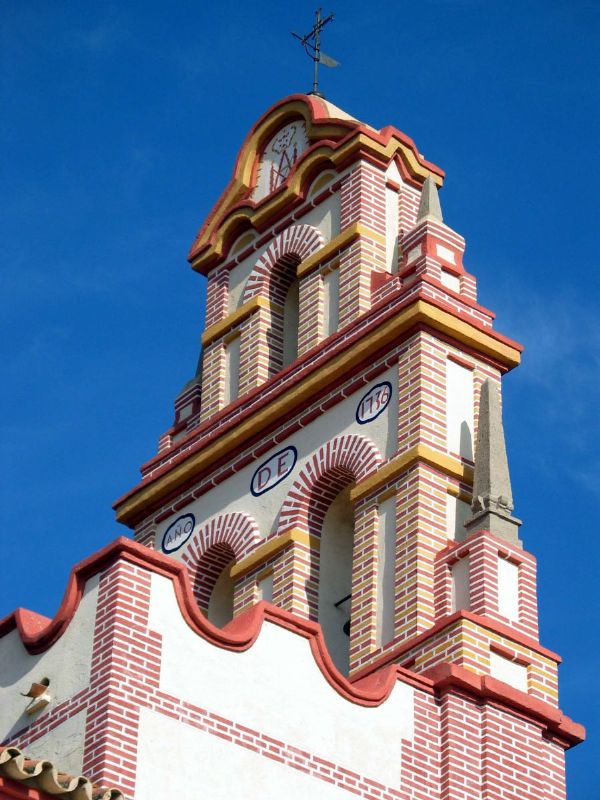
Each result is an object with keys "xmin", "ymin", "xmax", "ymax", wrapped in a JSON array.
[
  {"xmin": 115, "ymin": 299, "xmax": 518, "ymax": 525},
  {"xmin": 230, "ymin": 528, "xmax": 319, "ymax": 579},
  {"xmin": 297, "ymin": 223, "xmax": 386, "ymax": 279},
  {"xmin": 350, "ymin": 444, "xmax": 474, "ymax": 504},
  {"xmin": 190, "ymin": 97, "xmax": 443, "ymax": 274},
  {"xmin": 201, "ymin": 296, "xmax": 283, "ymax": 347}
]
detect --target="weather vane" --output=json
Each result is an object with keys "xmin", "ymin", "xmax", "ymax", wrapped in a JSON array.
[{"xmin": 292, "ymin": 9, "xmax": 340, "ymax": 97}]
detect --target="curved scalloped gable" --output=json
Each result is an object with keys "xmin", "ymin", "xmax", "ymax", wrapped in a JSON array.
[{"xmin": 188, "ymin": 94, "xmax": 445, "ymax": 275}]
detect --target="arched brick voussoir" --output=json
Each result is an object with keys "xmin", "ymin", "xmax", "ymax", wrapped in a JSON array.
[
  {"xmin": 183, "ymin": 512, "xmax": 261, "ymax": 566},
  {"xmin": 182, "ymin": 512, "xmax": 262, "ymax": 610},
  {"xmin": 242, "ymin": 224, "xmax": 326, "ymax": 304},
  {"xmin": 278, "ymin": 435, "xmax": 383, "ymax": 536}
]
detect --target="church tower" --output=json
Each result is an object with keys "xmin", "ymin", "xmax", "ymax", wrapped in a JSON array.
[{"xmin": 0, "ymin": 95, "xmax": 583, "ymax": 800}]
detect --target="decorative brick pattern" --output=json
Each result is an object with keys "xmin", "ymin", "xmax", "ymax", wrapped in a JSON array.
[
  {"xmin": 182, "ymin": 512, "xmax": 261, "ymax": 610},
  {"xmin": 82, "ymin": 561, "xmax": 158, "ymax": 798},
  {"xmin": 242, "ymin": 224, "xmax": 325, "ymax": 305},
  {"xmin": 338, "ymin": 165, "xmax": 387, "ymax": 328},
  {"xmin": 279, "ymin": 434, "xmax": 383, "ymax": 535},
  {"xmin": 277, "ymin": 434, "xmax": 383, "ymax": 621},
  {"xmin": 397, "ymin": 332, "xmax": 447, "ymax": 456},
  {"xmin": 205, "ymin": 267, "xmax": 230, "ymax": 327},
  {"xmin": 298, "ymin": 270, "xmax": 323, "ymax": 355}
]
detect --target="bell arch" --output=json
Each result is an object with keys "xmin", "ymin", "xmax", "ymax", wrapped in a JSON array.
[
  {"xmin": 242, "ymin": 223, "xmax": 325, "ymax": 305},
  {"xmin": 278, "ymin": 434, "xmax": 383, "ymax": 535},
  {"xmin": 182, "ymin": 512, "xmax": 261, "ymax": 623},
  {"xmin": 278, "ymin": 434, "xmax": 383, "ymax": 674}
]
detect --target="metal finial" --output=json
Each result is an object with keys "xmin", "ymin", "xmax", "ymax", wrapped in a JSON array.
[{"xmin": 291, "ymin": 8, "xmax": 340, "ymax": 97}]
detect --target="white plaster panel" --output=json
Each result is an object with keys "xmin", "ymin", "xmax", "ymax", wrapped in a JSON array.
[
  {"xmin": 322, "ymin": 267, "xmax": 339, "ymax": 337},
  {"xmin": 446, "ymin": 360, "xmax": 474, "ymax": 460},
  {"xmin": 228, "ymin": 243, "xmax": 269, "ymax": 312},
  {"xmin": 446, "ymin": 495, "xmax": 470, "ymax": 541},
  {"xmin": 22, "ymin": 710, "xmax": 87, "ymax": 775},
  {"xmin": 0, "ymin": 574, "xmax": 99, "ymax": 743},
  {"xmin": 385, "ymin": 162, "xmax": 401, "ymax": 274},
  {"xmin": 489, "ymin": 651, "xmax": 528, "ymax": 693},
  {"xmin": 224, "ymin": 333, "xmax": 240, "ymax": 406},
  {"xmin": 253, "ymin": 122, "xmax": 309, "ymax": 201},
  {"xmin": 436, "ymin": 244, "xmax": 456, "ymax": 265},
  {"xmin": 377, "ymin": 496, "xmax": 396, "ymax": 647},
  {"xmin": 497, "ymin": 558, "xmax": 519, "ymax": 621},
  {"xmin": 440, "ymin": 270, "xmax": 460, "ymax": 292},
  {"xmin": 297, "ymin": 192, "xmax": 340, "ymax": 242},
  {"xmin": 451, "ymin": 557, "xmax": 470, "ymax": 613},
  {"xmin": 407, "ymin": 245, "xmax": 421, "ymax": 264},
  {"xmin": 136, "ymin": 708, "xmax": 352, "ymax": 800},
  {"xmin": 148, "ymin": 574, "xmax": 414, "ymax": 787},
  {"xmin": 156, "ymin": 366, "xmax": 399, "ymax": 550}
]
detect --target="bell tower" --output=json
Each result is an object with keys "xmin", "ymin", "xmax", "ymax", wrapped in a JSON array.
[{"xmin": 110, "ymin": 94, "xmax": 583, "ymax": 797}]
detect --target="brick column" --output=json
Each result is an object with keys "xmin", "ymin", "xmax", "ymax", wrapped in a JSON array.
[
  {"xmin": 397, "ymin": 333, "xmax": 447, "ymax": 455},
  {"xmin": 204, "ymin": 267, "xmax": 229, "ymax": 327},
  {"xmin": 348, "ymin": 501, "xmax": 378, "ymax": 672},
  {"xmin": 394, "ymin": 464, "xmax": 448, "ymax": 643},
  {"xmin": 82, "ymin": 560, "xmax": 161, "ymax": 798},
  {"xmin": 338, "ymin": 163, "xmax": 386, "ymax": 329},
  {"xmin": 199, "ymin": 341, "xmax": 226, "ymax": 422},
  {"xmin": 298, "ymin": 271, "xmax": 322, "ymax": 356}
]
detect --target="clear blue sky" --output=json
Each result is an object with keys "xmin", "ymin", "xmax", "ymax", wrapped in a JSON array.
[{"xmin": 1, "ymin": 2, "xmax": 598, "ymax": 795}]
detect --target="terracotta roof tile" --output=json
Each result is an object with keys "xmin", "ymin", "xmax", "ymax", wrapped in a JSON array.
[{"xmin": 0, "ymin": 746, "xmax": 124, "ymax": 800}]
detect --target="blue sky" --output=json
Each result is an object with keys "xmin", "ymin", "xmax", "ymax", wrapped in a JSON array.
[{"xmin": 1, "ymin": 2, "xmax": 598, "ymax": 795}]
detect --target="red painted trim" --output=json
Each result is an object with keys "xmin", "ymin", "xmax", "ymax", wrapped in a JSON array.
[
  {"xmin": 0, "ymin": 536, "xmax": 583, "ymax": 751},
  {"xmin": 446, "ymin": 352, "xmax": 475, "ymax": 371},
  {"xmin": 351, "ymin": 609, "xmax": 561, "ymax": 683},
  {"xmin": 422, "ymin": 663, "xmax": 585, "ymax": 747},
  {"xmin": 0, "ymin": 537, "xmax": 432, "ymax": 707}
]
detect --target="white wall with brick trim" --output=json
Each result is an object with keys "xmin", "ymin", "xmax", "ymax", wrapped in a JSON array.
[
  {"xmin": 136, "ymin": 709, "xmax": 353, "ymax": 800},
  {"xmin": 147, "ymin": 573, "xmax": 415, "ymax": 788},
  {"xmin": 0, "ymin": 574, "xmax": 99, "ymax": 744},
  {"xmin": 154, "ymin": 365, "xmax": 399, "ymax": 552}
]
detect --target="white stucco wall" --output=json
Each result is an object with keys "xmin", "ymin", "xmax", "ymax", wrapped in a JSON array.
[
  {"xmin": 0, "ymin": 574, "xmax": 99, "ymax": 744},
  {"xmin": 489, "ymin": 651, "xmax": 528, "ymax": 693},
  {"xmin": 147, "ymin": 574, "xmax": 415, "ymax": 789},
  {"xmin": 136, "ymin": 708, "xmax": 353, "ymax": 800},
  {"xmin": 23, "ymin": 710, "xmax": 87, "ymax": 775},
  {"xmin": 446, "ymin": 360, "xmax": 474, "ymax": 460},
  {"xmin": 497, "ymin": 558, "xmax": 519, "ymax": 621},
  {"xmin": 156, "ymin": 366, "xmax": 399, "ymax": 551}
]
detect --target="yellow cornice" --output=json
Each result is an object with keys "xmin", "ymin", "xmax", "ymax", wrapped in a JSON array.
[
  {"xmin": 350, "ymin": 444, "xmax": 474, "ymax": 504},
  {"xmin": 230, "ymin": 528, "xmax": 319, "ymax": 579},
  {"xmin": 115, "ymin": 299, "xmax": 519, "ymax": 526},
  {"xmin": 297, "ymin": 223, "xmax": 386, "ymax": 279},
  {"xmin": 201, "ymin": 296, "xmax": 283, "ymax": 347}
]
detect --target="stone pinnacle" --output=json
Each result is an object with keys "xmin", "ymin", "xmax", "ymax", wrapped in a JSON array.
[
  {"xmin": 464, "ymin": 379, "xmax": 522, "ymax": 547},
  {"xmin": 417, "ymin": 175, "xmax": 443, "ymax": 223}
]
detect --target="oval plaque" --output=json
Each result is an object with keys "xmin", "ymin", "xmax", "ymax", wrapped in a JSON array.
[
  {"xmin": 161, "ymin": 513, "xmax": 195, "ymax": 554},
  {"xmin": 356, "ymin": 381, "xmax": 392, "ymax": 424},
  {"xmin": 251, "ymin": 446, "xmax": 297, "ymax": 497}
]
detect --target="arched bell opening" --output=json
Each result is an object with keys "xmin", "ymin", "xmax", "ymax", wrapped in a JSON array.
[
  {"xmin": 265, "ymin": 253, "xmax": 301, "ymax": 375},
  {"xmin": 317, "ymin": 485, "xmax": 355, "ymax": 675},
  {"xmin": 193, "ymin": 542, "xmax": 236, "ymax": 628}
]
